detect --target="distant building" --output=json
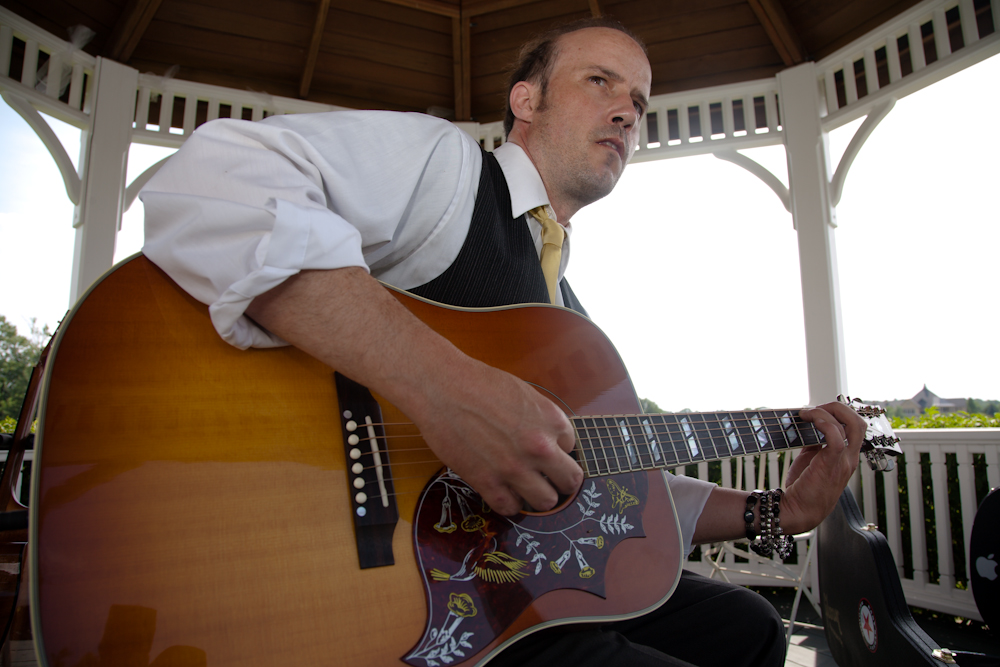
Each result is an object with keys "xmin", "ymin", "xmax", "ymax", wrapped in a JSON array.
[{"xmin": 875, "ymin": 386, "xmax": 967, "ymax": 416}]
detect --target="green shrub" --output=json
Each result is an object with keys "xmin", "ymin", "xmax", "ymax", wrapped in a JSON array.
[{"xmin": 891, "ymin": 406, "xmax": 1000, "ymax": 429}]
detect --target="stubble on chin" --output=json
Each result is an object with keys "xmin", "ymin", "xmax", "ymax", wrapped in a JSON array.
[{"xmin": 567, "ymin": 151, "xmax": 622, "ymax": 208}]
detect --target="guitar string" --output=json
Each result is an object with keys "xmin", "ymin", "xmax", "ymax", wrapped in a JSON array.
[
  {"xmin": 352, "ymin": 414, "xmax": 826, "ymax": 450},
  {"xmin": 355, "ymin": 412, "xmax": 828, "ymax": 432},
  {"xmin": 343, "ymin": 419, "xmax": 825, "ymax": 479},
  {"xmin": 342, "ymin": 425, "xmax": 831, "ymax": 502},
  {"xmin": 348, "ymin": 416, "xmax": 827, "ymax": 458},
  {"xmin": 340, "ymin": 412, "xmax": 861, "ymax": 503}
]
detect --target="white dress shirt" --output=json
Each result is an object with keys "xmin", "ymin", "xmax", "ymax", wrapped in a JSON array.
[{"xmin": 141, "ymin": 110, "xmax": 713, "ymax": 556}]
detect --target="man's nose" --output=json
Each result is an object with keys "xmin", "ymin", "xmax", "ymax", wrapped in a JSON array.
[{"xmin": 609, "ymin": 95, "xmax": 637, "ymax": 129}]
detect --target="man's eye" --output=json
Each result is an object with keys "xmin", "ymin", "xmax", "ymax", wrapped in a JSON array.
[
  {"xmin": 634, "ymin": 102, "xmax": 644, "ymax": 116},
  {"xmin": 590, "ymin": 76, "xmax": 606, "ymax": 85}
]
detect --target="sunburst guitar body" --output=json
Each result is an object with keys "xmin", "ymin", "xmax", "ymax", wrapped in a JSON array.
[{"xmin": 30, "ymin": 256, "xmax": 684, "ymax": 667}]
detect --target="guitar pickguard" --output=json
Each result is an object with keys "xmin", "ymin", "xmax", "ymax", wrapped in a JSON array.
[{"xmin": 404, "ymin": 470, "xmax": 648, "ymax": 666}]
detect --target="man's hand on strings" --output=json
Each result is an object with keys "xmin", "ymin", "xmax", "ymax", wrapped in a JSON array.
[
  {"xmin": 780, "ymin": 401, "xmax": 866, "ymax": 534},
  {"xmin": 406, "ymin": 356, "xmax": 582, "ymax": 516},
  {"xmin": 247, "ymin": 266, "xmax": 583, "ymax": 517}
]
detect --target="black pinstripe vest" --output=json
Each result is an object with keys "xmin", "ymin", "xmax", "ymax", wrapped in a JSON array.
[{"xmin": 408, "ymin": 149, "xmax": 588, "ymax": 317}]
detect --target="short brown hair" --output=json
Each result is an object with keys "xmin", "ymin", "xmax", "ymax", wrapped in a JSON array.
[{"xmin": 502, "ymin": 18, "xmax": 646, "ymax": 137}]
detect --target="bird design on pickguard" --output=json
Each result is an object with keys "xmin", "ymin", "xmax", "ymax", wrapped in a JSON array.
[{"xmin": 607, "ymin": 478, "xmax": 639, "ymax": 514}]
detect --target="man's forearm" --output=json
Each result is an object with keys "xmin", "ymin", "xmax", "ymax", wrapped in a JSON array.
[
  {"xmin": 245, "ymin": 266, "xmax": 460, "ymax": 421},
  {"xmin": 691, "ymin": 402, "xmax": 865, "ymax": 545},
  {"xmin": 692, "ymin": 487, "xmax": 756, "ymax": 545}
]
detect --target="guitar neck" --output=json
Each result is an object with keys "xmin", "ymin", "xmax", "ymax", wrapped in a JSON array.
[{"xmin": 572, "ymin": 409, "xmax": 824, "ymax": 478}]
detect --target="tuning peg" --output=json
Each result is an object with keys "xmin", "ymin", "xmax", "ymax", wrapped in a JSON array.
[{"xmin": 864, "ymin": 449, "xmax": 896, "ymax": 472}]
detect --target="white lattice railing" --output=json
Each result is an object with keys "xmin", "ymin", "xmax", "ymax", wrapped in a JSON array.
[
  {"xmin": 817, "ymin": 0, "xmax": 1000, "ymax": 130},
  {"xmin": 0, "ymin": 6, "xmax": 95, "ymax": 129},
  {"xmin": 125, "ymin": 0, "xmax": 1000, "ymax": 154},
  {"xmin": 632, "ymin": 79, "xmax": 784, "ymax": 163},
  {"xmin": 459, "ymin": 76, "xmax": 786, "ymax": 161},
  {"xmin": 130, "ymin": 74, "xmax": 346, "ymax": 148},
  {"xmin": 858, "ymin": 429, "xmax": 1000, "ymax": 620},
  {"xmin": 5, "ymin": 0, "xmax": 999, "ymax": 163},
  {"xmin": 0, "ymin": 6, "xmax": 343, "ymax": 150},
  {"xmin": 681, "ymin": 430, "xmax": 1000, "ymax": 622},
  {"xmin": 680, "ymin": 451, "xmax": 819, "ymax": 597},
  {"xmin": 622, "ymin": 0, "xmax": 1000, "ymax": 163}
]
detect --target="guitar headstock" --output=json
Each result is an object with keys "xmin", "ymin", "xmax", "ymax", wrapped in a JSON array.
[{"xmin": 840, "ymin": 395, "xmax": 902, "ymax": 472}]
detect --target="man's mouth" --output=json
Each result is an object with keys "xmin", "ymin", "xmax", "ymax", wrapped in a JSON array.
[{"xmin": 596, "ymin": 137, "xmax": 625, "ymax": 163}]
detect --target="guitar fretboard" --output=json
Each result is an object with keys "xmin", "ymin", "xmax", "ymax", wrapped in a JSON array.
[{"xmin": 572, "ymin": 410, "xmax": 824, "ymax": 478}]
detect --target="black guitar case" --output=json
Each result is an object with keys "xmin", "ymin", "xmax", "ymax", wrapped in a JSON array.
[
  {"xmin": 970, "ymin": 488, "xmax": 1000, "ymax": 637},
  {"xmin": 818, "ymin": 488, "xmax": 997, "ymax": 666}
]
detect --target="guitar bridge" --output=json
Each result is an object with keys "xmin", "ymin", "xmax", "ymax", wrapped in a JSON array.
[{"xmin": 336, "ymin": 373, "xmax": 399, "ymax": 569}]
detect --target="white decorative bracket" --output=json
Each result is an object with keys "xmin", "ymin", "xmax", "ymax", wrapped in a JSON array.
[
  {"xmin": 713, "ymin": 97, "xmax": 895, "ymax": 223},
  {"xmin": 713, "ymin": 149, "xmax": 791, "ymax": 213},
  {"xmin": 828, "ymin": 98, "xmax": 895, "ymax": 207},
  {"xmin": 1, "ymin": 89, "xmax": 82, "ymax": 204},
  {"xmin": 125, "ymin": 156, "xmax": 171, "ymax": 211}
]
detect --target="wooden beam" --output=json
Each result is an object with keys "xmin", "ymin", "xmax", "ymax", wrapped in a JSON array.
[
  {"xmin": 747, "ymin": 0, "xmax": 806, "ymax": 66},
  {"xmin": 589, "ymin": 0, "xmax": 601, "ymax": 18},
  {"xmin": 452, "ymin": 13, "xmax": 472, "ymax": 120},
  {"xmin": 106, "ymin": 0, "xmax": 164, "ymax": 62},
  {"xmin": 461, "ymin": 0, "xmax": 539, "ymax": 17},
  {"xmin": 452, "ymin": 16, "xmax": 464, "ymax": 119},
  {"xmin": 379, "ymin": 0, "xmax": 460, "ymax": 18},
  {"xmin": 300, "ymin": 0, "xmax": 332, "ymax": 98}
]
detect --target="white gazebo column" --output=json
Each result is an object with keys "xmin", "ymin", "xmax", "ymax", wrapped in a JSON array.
[
  {"xmin": 777, "ymin": 62, "xmax": 847, "ymax": 405},
  {"xmin": 70, "ymin": 56, "xmax": 138, "ymax": 303}
]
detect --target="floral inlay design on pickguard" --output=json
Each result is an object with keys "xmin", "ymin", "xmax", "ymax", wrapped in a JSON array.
[{"xmin": 405, "ymin": 470, "xmax": 647, "ymax": 666}]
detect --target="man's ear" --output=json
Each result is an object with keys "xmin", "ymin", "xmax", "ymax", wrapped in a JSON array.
[{"xmin": 509, "ymin": 80, "xmax": 539, "ymax": 124}]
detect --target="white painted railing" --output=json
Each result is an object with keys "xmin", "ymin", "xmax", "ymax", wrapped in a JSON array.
[
  {"xmin": 0, "ymin": 6, "xmax": 95, "ymax": 129},
  {"xmin": 682, "ymin": 429, "xmax": 1000, "ymax": 622},
  {"xmin": 6, "ymin": 0, "xmax": 999, "ymax": 170},
  {"xmin": 632, "ymin": 79, "xmax": 785, "ymax": 162},
  {"xmin": 817, "ymin": 0, "xmax": 1000, "ymax": 131},
  {"xmin": 458, "ymin": 76, "xmax": 786, "ymax": 160},
  {"xmin": 131, "ymin": 75, "xmax": 347, "ymax": 149},
  {"xmin": 0, "ymin": 6, "xmax": 343, "ymax": 150},
  {"xmin": 590, "ymin": 0, "xmax": 1000, "ymax": 165},
  {"xmin": 680, "ymin": 451, "xmax": 819, "ymax": 599},
  {"xmin": 858, "ymin": 428, "xmax": 1000, "ymax": 620}
]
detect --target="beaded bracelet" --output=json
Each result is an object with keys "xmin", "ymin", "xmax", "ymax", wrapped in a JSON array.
[{"xmin": 745, "ymin": 489, "xmax": 794, "ymax": 559}]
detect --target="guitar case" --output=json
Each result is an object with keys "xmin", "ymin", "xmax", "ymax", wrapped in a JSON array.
[
  {"xmin": 818, "ymin": 488, "xmax": 998, "ymax": 666},
  {"xmin": 970, "ymin": 488, "xmax": 1000, "ymax": 637}
]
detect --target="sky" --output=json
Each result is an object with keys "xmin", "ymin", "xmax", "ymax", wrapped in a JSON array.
[{"xmin": 1, "ymin": 54, "xmax": 998, "ymax": 413}]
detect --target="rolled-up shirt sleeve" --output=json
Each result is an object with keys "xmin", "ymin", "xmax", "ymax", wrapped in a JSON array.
[
  {"xmin": 142, "ymin": 110, "xmax": 481, "ymax": 349},
  {"xmin": 666, "ymin": 473, "xmax": 716, "ymax": 559}
]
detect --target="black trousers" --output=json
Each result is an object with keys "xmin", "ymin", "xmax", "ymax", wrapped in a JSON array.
[{"xmin": 488, "ymin": 570, "xmax": 786, "ymax": 667}]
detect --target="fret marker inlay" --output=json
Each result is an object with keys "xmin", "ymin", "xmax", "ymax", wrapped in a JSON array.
[
  {"xmin": 723, "ymin": 419, "xmax": 740, "ymax": 452},
  {"xmin": 680, "ymin": 417, "xmax": 699, "ymax": 458},
  {"xmin": 781, "ymin": 412, "xmax": 798, "ymax": 443},
  {"xmin": 642, "ymin": 419, "xmax": 662, "ymax": 462},
  {"xmin": 618, "ymin": 419, "xmax": 638, "ymax": 466},
  {"xmin": 751, "ymin": 414, "xmax": 767, "ymax": 447}
]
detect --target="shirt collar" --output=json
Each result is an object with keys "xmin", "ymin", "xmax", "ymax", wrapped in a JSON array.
[{"xmin": 492, "ymin": 142, "xmax": 572, "ymax": 233}]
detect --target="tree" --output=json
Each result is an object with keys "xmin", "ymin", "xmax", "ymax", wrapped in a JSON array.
[
  {"xmin": 0, "ymin": 316, "xmax": 49, "ymax": 421},
  {"xmin": 967, "ymin": 398, "xmax": 999, "ymax": 416},
  {"xmin": 640, "ymin": 397, "xmax": 664, "ymax": 414}
]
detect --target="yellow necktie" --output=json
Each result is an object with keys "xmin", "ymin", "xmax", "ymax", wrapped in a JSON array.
[{"xmin": 529, "ymin": 206, "xmax": 564, "ymax": 304}]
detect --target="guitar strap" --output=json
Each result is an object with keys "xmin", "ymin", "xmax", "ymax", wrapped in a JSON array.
[{"xmin": 407, "ymin": 148, "xmax": 588, "ymax": 317}]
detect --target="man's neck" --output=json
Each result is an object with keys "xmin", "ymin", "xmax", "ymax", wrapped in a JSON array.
[{"xmin": 504, "ymin": 129, "xmax": 578, "ymax": 224}]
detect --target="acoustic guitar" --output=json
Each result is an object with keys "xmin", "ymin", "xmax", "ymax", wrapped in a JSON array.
[{"xmin": 29, "ymin": 255, "xmax": 900, "ymax": 667}]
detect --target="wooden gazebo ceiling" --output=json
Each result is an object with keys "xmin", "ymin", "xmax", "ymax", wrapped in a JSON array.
[{"xmin": 6, "ymin": 0, "xmax": 922, "ymax": 122}]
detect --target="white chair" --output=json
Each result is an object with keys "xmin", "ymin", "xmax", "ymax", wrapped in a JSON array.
[{"xmin": 703, "ymin": 451, "xmax": 822, "ymax": 650}]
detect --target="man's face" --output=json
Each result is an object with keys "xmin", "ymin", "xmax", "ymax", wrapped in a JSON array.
[{"xmin": 525, "ymin": 28, "xmax": 652, "ymax": 213}]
